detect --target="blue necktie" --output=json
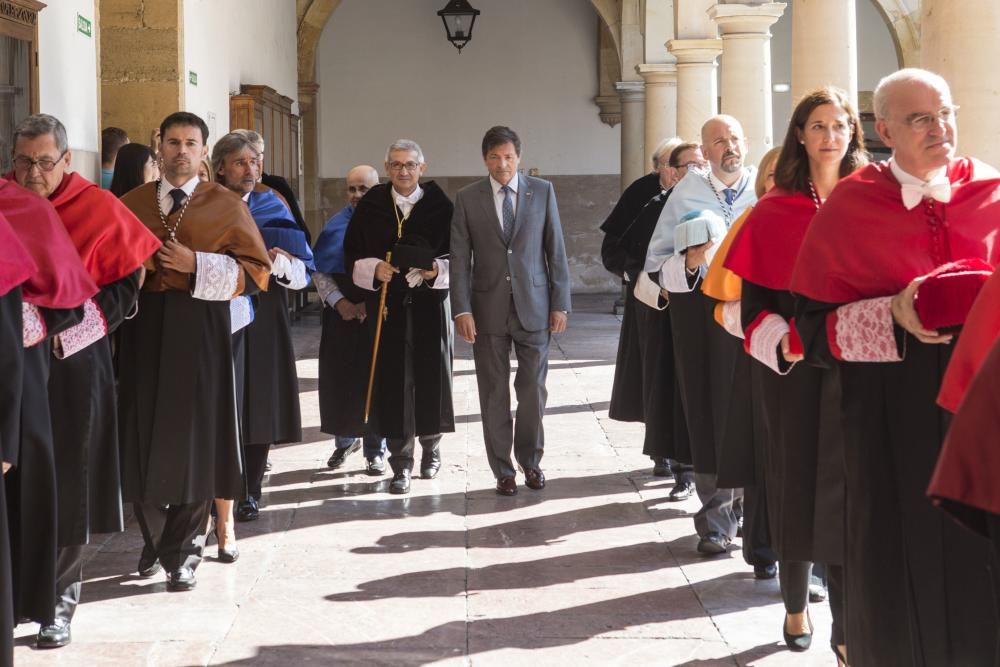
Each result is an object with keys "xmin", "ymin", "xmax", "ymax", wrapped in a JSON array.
[
  {"xmin": 501, "ymin": 185, "xmax": 514, "ymax": 244},
  {"xmin": 723, "ymin": 188, "xmax": 736, "ymax": 206}
]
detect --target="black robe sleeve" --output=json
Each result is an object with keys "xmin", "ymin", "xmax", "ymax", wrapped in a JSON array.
[
  {"xmin": 0, "ymin": 289, "xmax": 22, "ymax": 464},
  {"xmin": 41, "ymin": 305, "xmax": 85, "ymax": 340},
  {"xmin": 94, "ymin": 270, "xmax": 142, "ymax": 334}
]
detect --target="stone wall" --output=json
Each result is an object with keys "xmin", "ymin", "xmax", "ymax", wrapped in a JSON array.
[{"xmin": 318, "ymin": 173, "xmax": 622, "ymax": 294}]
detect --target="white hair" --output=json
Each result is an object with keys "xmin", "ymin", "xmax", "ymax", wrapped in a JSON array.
[
  {"xmin": 385, "ymin": 139, "xmax": 424, "ymax": 164},
  {"xmin": 873, "ymin": 68, "xmax": 952, "ymax": 120},
  {"xmin": 651, "ymin": 137, "xmax": 684, "ymax": 169}
]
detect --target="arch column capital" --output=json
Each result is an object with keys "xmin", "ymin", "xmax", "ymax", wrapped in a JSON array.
[
  {"xmin": 615, "ymin": 80, "xmax": 646, "ymax": 103},
  {"xmin": 297, "ymin": 80, "xmax": 320, "ymax": 112},
  {"xmin": 636, "ymin": 63, "xmax": 678, "ymax": 86},
  {"xmin": 708, "ymin": 3, "xmax": 786, "ymax": 34},
  {"xmin": 667, "ymin": 38, "xmax": 724, "ymax": 64}
]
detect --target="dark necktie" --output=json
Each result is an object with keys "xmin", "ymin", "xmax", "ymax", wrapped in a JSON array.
[
  {"xmin": 723, "ymin": 188, "xmax": 737, "ymax": 206},
  {"xmin": 501, "ymin": 185, "xmax": 514, "ymax": 244},
  {"xmin": 169, "ymin": 188, "xmax": 187, "ymax": 215}
]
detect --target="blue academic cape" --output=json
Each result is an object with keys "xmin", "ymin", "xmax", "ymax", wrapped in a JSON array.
[{"xmin": 312, "ymin": 204, "xmax": 352, "ymax": 274}]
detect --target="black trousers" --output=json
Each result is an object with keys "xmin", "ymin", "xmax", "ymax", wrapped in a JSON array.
[
  {"xmin": 53, "ymin": 544, "xmax": 84, "ymax": 624},
  {"xmin": 387, "ymin": 434, "xmax": 442, "ymax": 474},
  {"xmin": 134, "ymin": 501, "xmax": 212, "ymax": 572},
  {"xmin": 245, "ymin": 443, "xmax": 270, "ymax": 500}
]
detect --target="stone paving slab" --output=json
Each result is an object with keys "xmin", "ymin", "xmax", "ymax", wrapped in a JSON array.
[{"xmin": 15, "ymin": 295, "xmax": 837, "ymax": 666}]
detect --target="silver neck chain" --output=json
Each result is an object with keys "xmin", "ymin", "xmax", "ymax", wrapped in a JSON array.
[
  {"xmin": 807, "ymin": 179, "xmax": 823, "ymax": 211},
  {"xmin": 706, "ymin": 174, "xmax": 735, "ymax": 226}
]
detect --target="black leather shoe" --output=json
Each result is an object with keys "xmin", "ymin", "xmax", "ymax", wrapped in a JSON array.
[
  {"xmin": 235, "ymin": 497, "xmax": 259, "ymax": 522},
  {"xmin": 137, "ymin": 544, "xmax": 162, "ymax": 578},
  {"xmin": 218, "ymin": 547, "xmax": 240, "ymax": 564},
  {"xmin": 783, "ymin": 613, "xmax": 814, "ymax": 651},
  {"xmin": 37, "ymin": 621, "xmax": 71, "ymax": 649},
  {"xmin": 809, "ymin": 581, "xmax": 828, "ymax": 603},
  {"xmin": 696, "ymin": 531, "xmax": 731, "ymax": 556},
  {"xmin": 524, "ymin": 468, "xmax": 546, "ymax": 490},
  {"xmin": 327, "ymin": 440, "xmax": 361, "ymax": 469},
  {"xmin": 366, "ymin": 455, "xmax": 387, "ymax": 476},
  {"xmin": 389, "ymin": 470, "xmax": 411, "ymax": 494},
  {"xmin": 736, "ymin": 513, "xmax": 745, "ymax": 538},
  {"xmin": 420, "ymin": 445, "xmax": 441, "ymax": 479},
  {"xmin": 496, "ymin": 477, "xmax": 517, "ymax": 496},
  {"xmin": 652, "ymin": 457, "xmax": 673, "ymax": 478},
  {"xmin": 668, "ymin": 479, "xmax": 695, "ymax": 501},
  {"xmin": 166, "ymin": 567, "xmax": 197, "ymax": 592},
  {"xmin": 754, "ymin": 563, "xmax": 777, "ymax": 579}
]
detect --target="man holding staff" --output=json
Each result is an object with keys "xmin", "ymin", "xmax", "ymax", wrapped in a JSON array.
[{"xmin": 343, "ymin": 140, "xmax": 455, "ymax": 495}]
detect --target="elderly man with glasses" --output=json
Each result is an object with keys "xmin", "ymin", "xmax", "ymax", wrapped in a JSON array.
[
  {"xmin": 791, "ymin": 68, "xmax": 1000, "ymax": 666},
  {"xmin": 343, "ymin": 140, "xmax": 455, "ymax": 495}
]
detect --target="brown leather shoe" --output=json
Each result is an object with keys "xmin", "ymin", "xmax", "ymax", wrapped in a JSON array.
[
  {"xmin": 496, "ymin": 477, "xmax": 517, "ymax": 496},
  {"xmin": 524, "ymin": 468, "xmax": 546, "ymax": 490}
]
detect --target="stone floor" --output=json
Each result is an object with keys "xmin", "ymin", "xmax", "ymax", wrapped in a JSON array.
[{"xmin": 14, "ymin": 294, "xmax": 838, "ymax": 666}]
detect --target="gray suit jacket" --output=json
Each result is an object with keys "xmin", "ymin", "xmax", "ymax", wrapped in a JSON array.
[{"xmin": 450, "ymin": 175, "xmax": 571, "ymax": 334}]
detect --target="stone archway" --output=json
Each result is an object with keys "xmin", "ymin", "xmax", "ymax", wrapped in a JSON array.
[
  {"xmin": 294, "ymin": 0, "xmax": 626, "ymax": 230},
  {"xmin": 868, "ymin": 0, "xmax": 920, "ymax": 67}
]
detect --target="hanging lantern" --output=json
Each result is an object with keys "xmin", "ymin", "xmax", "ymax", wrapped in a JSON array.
[{"xmin": 437, "ymin": 0, "xmax": 481, "ymax": 53}]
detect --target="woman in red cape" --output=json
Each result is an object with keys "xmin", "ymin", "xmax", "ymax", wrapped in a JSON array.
[{"xmin": 725, "ymin": 87, "xmax": 866, "ymax": 664}]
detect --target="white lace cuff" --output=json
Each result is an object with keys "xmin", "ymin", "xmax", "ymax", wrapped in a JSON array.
[
  {"xmin": 192, "ymin": 252, "xmax": 240, "ymax": 301},
  {"xmin": 273, "ymin": 255, "xmax": 309, "ymax": 290},
  {"xmin": 830, "ymin": 296, "xmax": 903, "ymax": 362},
  {"xmin": 353, "ymin": 257, "xmax": 382, "ymax": 291},
  {"xmin": 55, "ymin": 299, "xmax": 108, "ymax": 358},
  {"xmin": 747, "ymin": 313, "xmax": 792, "ymax": 375},
  {"xmin": 429, "ymin": 258, "xmax": 450, "ymax": 290},
  {"xmin": 230, "ymin": 295, "xmax": 254, "ymax": 334},
  {"xmin": 22, "ymin": 302, "xmax": 46, "ymax": 348},
  {"xmin": 658, "ymin": 254, "xmax": 699, "ymax": 293},
  {"xmin": 721, "ymin": 300, "xmax": 744, "ymax": 339},
  {"xmin": 634, "ymin": 272, "xmax": 668, "ymax": 310}
]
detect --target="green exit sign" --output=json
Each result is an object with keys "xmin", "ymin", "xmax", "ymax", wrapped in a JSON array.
[
  {"xmin": 76, "ymin": 14, "xmax": 92, "ymax": 37},
  {"xmin": 189, "ymin": 71, "xmax": 198, "ymax": 86}
]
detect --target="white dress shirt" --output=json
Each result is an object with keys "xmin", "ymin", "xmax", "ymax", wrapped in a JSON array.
[
  {"xmin": 392, "ymin": 185, "xmax": 424, "ymax": 218},
  {"xmin": 489, "ymin": 172, "xmax": 518, "ymax": 229},
  {"xmin": 158, "ymin": 175, "xmax": 201, "ymax": 216}
]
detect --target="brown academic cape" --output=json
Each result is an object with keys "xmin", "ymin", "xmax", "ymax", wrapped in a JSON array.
[
  {"xmin": 790, "ymin": 158, "xmax": 1000, "ymax": 667},
  {"xmin": 118, "ymin": 180, "xmax": 270, "ymax": 504}
]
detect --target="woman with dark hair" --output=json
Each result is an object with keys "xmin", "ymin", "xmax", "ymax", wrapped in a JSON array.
[
  {"xmin": 724, "ymin": 86, "xmax": 868, "ymax": 665},
  {"xmin": 109, "ymin": 143, "xmax": 158, "ymax": 198}
]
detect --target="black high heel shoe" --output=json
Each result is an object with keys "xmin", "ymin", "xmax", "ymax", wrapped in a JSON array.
[
  {"xmin": 782, "ymin": 612, "xmax": 813, "ymax": 652},
  {"xmin": 832, "ymin": 642, "xmax": 847, "ymax": 666}
]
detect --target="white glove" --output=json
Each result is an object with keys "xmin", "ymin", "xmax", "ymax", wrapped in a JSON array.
[
  {"xmin": 405, "ymin": 268, "xmax": 425, "ymax": 288},
  {"xmin": 271, "ymin": 252, "xmax": 292, "ymax": 279}
]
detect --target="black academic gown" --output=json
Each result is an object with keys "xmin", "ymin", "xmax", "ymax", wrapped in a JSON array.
[
  {"xmin": 8, "ymin": 305, "xmax": 82, "ymax": 626},
  {"xmin": 601, "ymin": 173, "xmax": 662, "ymax": 423},
  {"xmin": 0, "ymin": 288, "xmax": 21, "ymax": 667},
  {"xmin": 318, "ymin": 272, "xmax": 376, "ymax": 437},
  {"xmin": 262, "ymin": 173, "xmax": 310, "ymax": 244},
  {"xmin": 742, "ymin": 282, "xmax": 844, "ymax": 564},
  {"xmin": 47, "ymin": 271, "xmax": 139, "ymax": 548},
  {"xmin": 240, "ymin": 279, "xmax": 302, "ymax": 447},
  {"xmin": 609, "ymin": 189, "xmax": 691, "ymax": 463},
  {"xmin": 344, "ymin": 182, "xmax": 455, "ymax": 439},
  {"xmin": 796, "ymin": 297, "xmax": 998, "ymax": 667},
  {"xmin": 670, "ymin": 282, "xmax": 758, "ymax": 487},
  {"xmin": 118, "ymin": 290, "xmax": 246, "ymax": 505}
]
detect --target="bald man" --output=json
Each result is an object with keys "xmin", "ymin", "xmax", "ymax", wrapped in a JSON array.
[
  {"xmin": 313, "ymin": 165, "xmax": 387, "ymax": 474},
  {"xmin": 644, "ymin": 115, "xmax": 776, "ymax": 578}
]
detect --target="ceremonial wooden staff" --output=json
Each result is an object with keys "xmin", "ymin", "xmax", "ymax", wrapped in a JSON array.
[{"xmin": 364, "ymin": 251, "xmax": 392, "ymax": 424}]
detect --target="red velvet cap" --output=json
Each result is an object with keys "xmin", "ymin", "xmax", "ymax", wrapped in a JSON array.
[{"xmin": 915, "ymin": 258, "xmax": 994, "ymax": 331}]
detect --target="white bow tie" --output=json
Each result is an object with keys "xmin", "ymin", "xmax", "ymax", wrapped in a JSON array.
[{"xmin": 901, "ymin": 177, "xmax": 952, "ymax": 210}]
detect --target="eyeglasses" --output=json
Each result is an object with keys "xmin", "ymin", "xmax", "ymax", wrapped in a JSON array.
[
  {"xmin": 899, "ymin": 105, "xmax": 959, "ymax": 131},
  {"xmin": 388, "ymin": 161, "xmax": 421, "ymax": 173},
  {"xmin": 13, "ymin": 152, "xmax": 66, "ymax": 172}
]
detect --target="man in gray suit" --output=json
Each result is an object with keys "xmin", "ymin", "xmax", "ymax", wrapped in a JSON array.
[{"xmin": 450, "ymin": 126, "xmax": 571, "ymax": 496}]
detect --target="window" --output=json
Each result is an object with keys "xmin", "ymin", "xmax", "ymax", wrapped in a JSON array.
[{"xmin": 0, "ymin": 0, "xmax": 42, "ymax": 174}]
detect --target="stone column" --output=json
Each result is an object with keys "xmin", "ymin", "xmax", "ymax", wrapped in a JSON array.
[
  {"xmin": 791, "ymin": 0, "xmax": 857, "ymax": 106},
  {"xmin": 667, "ymin": 39, "xmax": 723, "ymax": 142},
  {"xmin": 100, "ymin": 0, "xmax": 184, "ymax": 143},
  {"xmin": 298, "ymin": 81, "xmax": 324, "ymax": 238},
  {"xmin": 921, "ymin": 0, "xmax": 1000, "ymax": 166},
  {"xmin": 637, "ymin": 64, "xmax": 678, "ymax": 154},
  {"xmin": 709, "ymin": 2, "xmax": 786, "ymax": 163},
  {"xmin": 615, "ymin": 81, "xmax": 647, "ymax": 190}
]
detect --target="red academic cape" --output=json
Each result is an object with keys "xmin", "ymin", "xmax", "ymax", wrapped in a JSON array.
[
  {"xmin": 48, "ymin": 172, "xmax": 161, "ymax": 287},
  {"xmin": 791, "ymin": 158, "xmax": 1000, "ymax": 302},
  {"xmin": 0, "ymin": 211, "xmax": 36, "ymax": 296},
  {"xmin": 937, "ymin": 269, "xmax": 1000, "ymax": 413},
  {"xmin": 0, "ymin": 178, "xmax": 96, "ymax": 308},
  {"xmin": 928, "ymin": 338, "xmax": 1000, "ymax": 530}
]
